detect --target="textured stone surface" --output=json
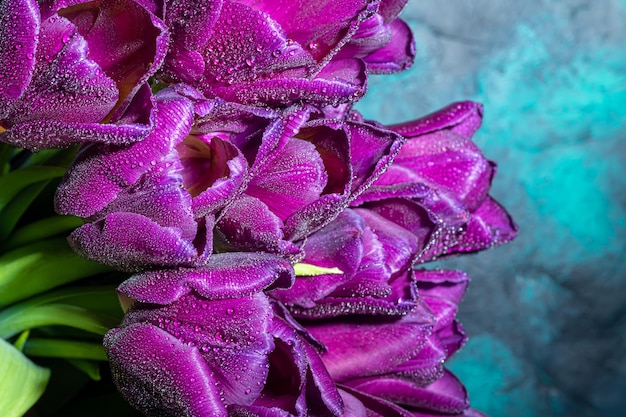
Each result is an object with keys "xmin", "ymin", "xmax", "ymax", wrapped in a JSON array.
[{"xmin": 356, "ymin": 1, "xmax": 626, "ymax": 416}]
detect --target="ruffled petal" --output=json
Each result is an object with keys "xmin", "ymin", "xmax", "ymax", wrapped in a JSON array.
[
  {"xmin": 105, "ymin": 323, "xmax": 229, "ymax": 416},
  {"xmin": 119, "ymin": 252, "xmax": 295, "ymax": 304},
  {"xmin": 308, "ymin": 304, "xmax": 434, "ymax": 382},
  {"xmin": 389, "ymin": 101, "xmax": 483, "ymax": 141},
  {"xmin": 196, "ymin": 0, "xmax": 313, "ymax": 91},
  {"xmin": 212, "ymin": 58, "xmax": 367, "ymax": 107},
  {"xmin": 389, "ymin": 130, "xmax": 494, "ymax": 211},
  {"xmin": 363, "ymin": 18, "xmax": 415, "ymax": 74},
  {"xmin": 246, "ymin": 138, "xmax": 328, "ymax": 221},
  {"xmin": 0, "ymin": 0, "xmax": 39, "ymax": 114},
  {"xmin": 68, "ymin": 211, "xmax": 198, "ymax": 271},
  {"xmin": 55, "ymin": 0, "xmax": 167, "ymax": 110},
  {"xmin": 236, "ymin": 0, "xmax": 379, "ymax": 66},
  {"xmin": 216, "ymin": 195, "xmax": 301, "ymax": 256},
  {"xmin": 161, "ymin": 0, "xmax": 223, "ymax": 83},
  {"xmin": 346, "ymin": 370, "xmax": 469, "ymax": 414},
  {"xmin": 447, "ymin": 196, "xmax": 518, "ymax": 253},
  {"xmin": 55, "ymin": 88, "xmax": 193, "ymax": 217},
  {"xmin": 107, "ymin": 291, "xmax": 275, "ymax": 413}
]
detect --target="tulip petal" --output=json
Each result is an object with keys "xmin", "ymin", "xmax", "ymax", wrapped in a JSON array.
[
  {"xmin": 356, "ymin": 208, "xmax": 418, "ymax": 274},
  {"xmin": 447, "ymin": 196, "xmax": 518, "ymax": 253},
  {"xmin": 346, "ymin": 370, "xmax": 469, "ymax": 414},
  {"xmin": 69, "ymin": 212, "xmax": 198, "ymax": 271},
  {"xmin": 216, "ymin": 195, "xmax": 301, "ymax": 256},
  {"xmin": 213, "ymin": 59, "xmax": 367, "ymax": 107},
  {"xmin": 338, "ymin": 386, "xmax": 412, "ymax": 417},
  {"xmin": 58, "ymin": 0, "xmax": 168, "ymax": 111},
  {"xmin": 392, "ymin": 335, "xmax": 446, "ymax": 386},
  {"xmin": 308, "ymin": 304, "xmax": 434, "ymax": 381},
  {"xmin": 105, "ymin": 323, "xmax": 228, "ymax": 416},
  {"xmin": 55, "ymin": 89, "xmax": 193, "ymax": 217},
  {"xmin": 389, "ymin": 101, "xmax": 483, "ymax": 140},
  {"xmin": 272, "ymin": 210, "xmax": 365, "ymax": 307},
  {"xmin": 197, "ymin": 0, "xmax": 313, "ymax": 90},
  {"xmin": 161, "ymin": 0, "xmax": 222, "ymax": 83},
  {"xmin": 346, "ymin": 120, "xmax": 406, "ymax": 198},
  {"xmin": 377, "ymin": 0, "xmax": 409, "ymax": 22},
  {"xmin": 237, "ymin": 0, "xmax": 378, "ymax": 66},
  {"xmin": 390, "ymin": 130, "xmax": 494, "ymax": 211},
  {"xmin": 364, "ymin": 19, "xmax": 415, "ymax": 74},
  {"xmin": 0, "ymin": 0, "xmax": 39, "ymax": 113},
  {"xmin": 119, "ymin": 253, "xmax": 295, "ymax": 304},
  {"xmin": 247, "ymin": 138, "xmax": 328, "ymax": 221}
]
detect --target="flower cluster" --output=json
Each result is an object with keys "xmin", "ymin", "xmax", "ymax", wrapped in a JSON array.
[{"xmin": 1, "ymin": 0, "xmax": 517, "ymax": 415}]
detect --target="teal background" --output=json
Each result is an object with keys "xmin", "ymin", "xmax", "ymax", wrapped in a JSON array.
[{"xmin": 355, "ymin": 2, "xmax": 626, "ymax": 416}]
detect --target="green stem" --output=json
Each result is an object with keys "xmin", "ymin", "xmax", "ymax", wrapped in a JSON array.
[
  {"xmin": 0, "ymin": 238, "xmax": 113, "ymax": 307},
  {"xmin": 3, "ymin": 215, "xmax": 84, "ymax": 250},
  {"xmin": 23, "ymin": 338, "xmax": 107, "ymax": 361},
  {"xmin": 0, "ymin": 303, "xmax": 117, "ymax": 339}
]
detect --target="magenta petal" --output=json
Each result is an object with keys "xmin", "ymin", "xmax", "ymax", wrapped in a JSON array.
[
  {"xmin": 55, "ymin": 90, "xmax": 193, "ymax": 217},
  {"xmin": 69, "ymin": 212, "xmax": 198, "ymax": 272},
  {"xmin": 128, "ymin": 292, "xmax": 274, "ymax": 406},
  {"xmin": 337, "ymin": 14, "xmax": 391, "ymax": 59},
  {"xmin": 217, "ymin": 195, "xmax": 300, "ymax": 256},
  {"xmin": 363, "ymin": 19, "xmax": 415, "ymax": 74},
  {"xmin": 414, "ymin": 270, "xmax": 469, "ymax": 306},
  {"xmin": 105, "ymin": 323, "xmax": 228, "ymax": 416},
  {"xmin": 161, "ymin": 0, "xmax": 222, "ymax": 83},
  {"xmin": 59, "ymin": 0, "xmax": 168, "ymax": 108},
  {"xmin": 308, "ymin": 304, "xmax": 434, "ymax": 382},
  {"xmin": 448, "ymin": 196, "xmax": 518, "ymax": 253},
  {"xmin": 237, "ymin": 0, "xmax": 378, "ymax": 66},
  {"xmin": 339, "ymin": 386, "xmax": 412, "ymax": 417},
  {"xmin": 0, "ymin": 0, "xmax": 39, "ymax": 111},
  {"xmin": 264, "ymin": 312, "xmax": 344, "ymax": 416},
  {"xmin": 390, "ymin": 130, "xmax": 494, "ymax": 211},
  {"xmin": 290, "ymin": 296, "xmax": 417, "ymax": 319},
  {"xmin": 347, "ymin": 370, "xmax": 469, "ymax": 414},
  {"xmin": 356, "ymin": 208, "xmax": 418, "ymax": 274},
  {"xmin": 272, "ymin": 210, "xmax": 365, "ymax": 307},
  {"xmin": 3, "ymin": 82, "xmax": 155, "ymax": 150},
  {"xmin": 346, "ymin": 120, "xmax": 406, "ymax": 198},
  {"xmin": 198, "ymin": 0, "xmax": 313, "ymax": 88},
  {"xmin": 98, "ymin": 178, "xmax": 196, "ymax": 241},
  {"xmin": 392, "ymin": 335, "xmax": 446, "ymax": 386},
  {"xmin": 377, "ymin": 0, "xmax": 410, "ymax": 22},
  {"xmin": 389, "ymin": 102, "xmax": 484, "ymax": 140},
  {"xmin": 213, "ymin": 62, "xmax": 366, "ymax": 107},
  {"xmin": 247, "ymin": 138, "xmax": 328, "ymax": 221},
  {"xmin": 119, "ymin": 253, "xmax": 295, "ymax": 304}
]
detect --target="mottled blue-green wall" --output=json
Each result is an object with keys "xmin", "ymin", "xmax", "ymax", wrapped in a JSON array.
[{"xmin": 355, "ymin": 2, "xmax": 626, "ymax": 416}]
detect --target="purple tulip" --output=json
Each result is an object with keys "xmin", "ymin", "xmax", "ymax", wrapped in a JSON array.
[
  {"xmin": 299, "ymin": 270, "xmax": 484, "ymax": 417},
  {"xmin": 55, "ymin": 85, "xmax": 404, "ymax": 269},
  {"xmin": 352, "ymin": 101, "xmax": 518, "ymax": 263},
  {"xmin": 105, "ymin": 257, "xmax": 349, "ymax": 416},
  {"xmin": 272, "ymin": 208, "xmax": 420, "ymax": 318},
  {"xmin": 0, "ymin": 0, "xmax": 168, "ymax": 150},
  {"xmin": 157, "ymin": 0, "xmax": 415, "ymax": 107}
]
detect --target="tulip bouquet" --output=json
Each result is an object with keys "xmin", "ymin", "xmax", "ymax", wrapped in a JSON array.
[{"xmin": 0, "ymin": 0, "xmax": 517, "ymax": 416}]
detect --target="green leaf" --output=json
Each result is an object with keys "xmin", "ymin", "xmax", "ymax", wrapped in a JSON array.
[
  {"xmin": 0, "ymin": 303, "xmax": 117, "ymax": 339},
  {"xmin": 293, "ymin": 262, "xmax": 343, "ymax": 277},
  {"xmin": 4, "ymin": 215, "xmax": 83, "ymax": 250},
  {"xmin": 0, "ymin": 180, "xmax": 51, "ymax": 243},
  {"xmin": 13, "ymin": 330, "xmax": 30, "ymax": 351},
  {"xmin": 0, "ymin": 337, "xmax": 50, "ymax": 417},
  {"xmin": 66, "ymin": 359, "xmax": 102, "ymax": 381},
  {"xmin": 0, "ymin": 165, "xmax": 66, "ymax": 212},
  {"xmin": 23, "ymin": 338, "xmax": 107, "ymax": 361},
  {"xmin": 0, "ymin": 238, "xmax": 112, "ymax": 307}
]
